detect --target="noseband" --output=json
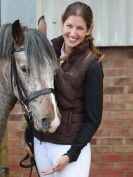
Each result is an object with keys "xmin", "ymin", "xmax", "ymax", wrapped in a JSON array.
[{"xmin": 11, "ymin": 47, "xmax": 54, "ymax": 118}]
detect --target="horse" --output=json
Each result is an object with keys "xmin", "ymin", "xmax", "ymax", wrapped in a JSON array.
[{"xmin": 0, "ymin": 20, "xmax": 61, "ymax": 146}]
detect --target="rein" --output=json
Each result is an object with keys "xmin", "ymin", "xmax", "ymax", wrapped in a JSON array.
[{"xmin": 11, "ymin": 48, "xmax": 54, "ymax": 177}]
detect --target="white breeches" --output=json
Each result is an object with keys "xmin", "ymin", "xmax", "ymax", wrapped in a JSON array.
[{"xmin": 34, "ymin": 137, "xmax": 91, "ymax": 177}]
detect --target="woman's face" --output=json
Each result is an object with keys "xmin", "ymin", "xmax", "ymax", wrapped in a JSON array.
[{"xmin": 62, "ymin": 15, "xmax": 90, "ymax": 51}]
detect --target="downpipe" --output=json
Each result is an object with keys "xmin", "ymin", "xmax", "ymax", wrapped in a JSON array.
[{"xmin": 0, "ymin": 167, "xmax": 9, "ymax": 177}]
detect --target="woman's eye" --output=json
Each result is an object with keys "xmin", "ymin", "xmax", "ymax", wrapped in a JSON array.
[
  {"xmin": 66, "ymin": 24, "xmax": 72, "ymax": 28},
  {"xmin": 77, "ymin": 27, "xmax": 84, "ymax": 31}
]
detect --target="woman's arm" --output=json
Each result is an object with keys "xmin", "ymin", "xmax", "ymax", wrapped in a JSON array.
[{"xmin": 66, "ymin": 59, "xmax": 104, "ymax": 162}]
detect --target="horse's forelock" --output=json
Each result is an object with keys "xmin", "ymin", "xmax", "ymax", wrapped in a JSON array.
[
  {"xmin": 0, "ymin": 23, "xmax": 59, "ymax": 75},
  {"xmin": 24, "ymin": 29, "xmax": 59, "ymax": 74}
]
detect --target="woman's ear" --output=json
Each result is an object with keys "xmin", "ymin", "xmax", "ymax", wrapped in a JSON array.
[{"xmin": 86, "ymin": 23, "xmax": 93, "ymax": 36}]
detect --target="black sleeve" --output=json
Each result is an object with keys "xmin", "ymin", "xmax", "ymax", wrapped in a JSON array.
[{"xmin": 65, "ymin": 59, "xmax": 104, "ymax": 162}]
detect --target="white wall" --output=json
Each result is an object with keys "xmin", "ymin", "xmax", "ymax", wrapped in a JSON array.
[
  {"xmin": 1, "ymin": 0, "xmax": 132, "ymax": 46},
  {"xmin": 1, "ymin": 0, "xmax": 36, "ymax": 28}
]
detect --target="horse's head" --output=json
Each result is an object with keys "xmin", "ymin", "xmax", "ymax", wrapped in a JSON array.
[{"xmin": 10, "ymin": 20, "xmax": 61, "ymax": 133}]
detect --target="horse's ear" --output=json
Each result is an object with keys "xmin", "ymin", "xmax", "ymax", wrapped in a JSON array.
[
  {"xmin": 38, "ymin": 15, "xmax": 47, "ymax": 35},
  {"xmin": 12, "ymin": 20, "xmax": 24, "ymax": 46}
]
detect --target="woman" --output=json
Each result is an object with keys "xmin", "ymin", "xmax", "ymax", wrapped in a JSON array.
[{"xmin": 34, "ymin": 2, "xmax": 104, "ymax": 177}]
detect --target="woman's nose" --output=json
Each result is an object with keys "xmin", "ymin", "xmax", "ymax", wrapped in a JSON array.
[{"xmin": 70, "ymin": 28, "xmax": 77, "ymax": 36}]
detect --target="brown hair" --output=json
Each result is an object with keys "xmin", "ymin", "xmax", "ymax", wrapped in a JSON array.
[{"xmin": 62, "ymin": 2, "xmax": 103, "ymax": 60}]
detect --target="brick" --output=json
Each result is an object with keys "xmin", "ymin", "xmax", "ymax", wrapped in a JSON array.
[
  {"xmin": 8, "ymin": 146, "xmax": 24, "ymax": 156},
  {"xmin": 113, "ymin": 78, "xmax": 133, "ymax": 85},
  {"xmin": 101, "ymin": 154, "xmax": 125, "ymax": 162},
  {"xmin": 112, "ymin": 146, "xmax": 133, "ymax": 153},
  {"xmin": 104, "ymin": 68, "xmax": 126, "ymax": 77},
  {"xmin": 102, "ymin": 58, "xmax": 111, "ymax": 68},
  {"xmin": 126, "ymin": 138, "xmax": 133, "ymax": 145},
  {"xmin": 104, "ymin": 78, "xmax": 113, "ymax": 86},
  {"xmin": 127, "ymin": 121, "xmax": 133, "ymax": 128},
  {"xmin": 104, "ymin": 86, "xmax": 124, "ymax": 94},
  {"xmin": 8, "ymin": 155, "xmax": 21, "ymax": 163},
  {"xmin": 111, "ymin": 111, "xmax": 133, "ymax": 119},
  {"xmin": 91, "ymin": 154, "xmax": 101, "ymax": 162},
  {"xmin": 94, "ymin": 129, "xmax": 112, "ymax": 137},
  {"xmin": 125, "ymin": 103, "xmax": 133, "ymax": 110},
  {"xmin": 9, "ymin": 113, "xmax": 24, "ymax": 120},
  {"xmin": 103, "ymin": 102, "xmax": 125, "ymax": 111},
  {"xmin": 127, "ymin": 171, "xmax": 133, "ymax": 177},
  {"xmin": 102, "ymin": 111, "xmax": 111, "ymax": 120},
  {"xmin": 127, "ymin": 155, "xmax": 133, "ymax": 161},
  {"xmin": 113, "ymin": 162, "xmax": 133, "ymax": 170},
  {"xmin": 91, "ymin": 162, "xmax": 113, "ymax": 170},
  {"xmin": 125, "ymin": 69, "xmax": 133, "ymax": 76},
  {"xmin": 8, "ymin": 138, "xmax": 22, "ymax": 146},
  {"xmin": 112, "ymin": 94, "xmax": 133, "ymax": 103},
  {"xmin": 100, "ymin": 120, "xmax": 126, "ymax": 129},
  {"xmin": 111, "ymin": 129, "xmax": 133, "ymax": 137},
  {"xmin": 99, "ymin": 170, "xmax": 126, "ymax": 177},
  {"xmin": 9, "ymin": 172, "xmax": 21, "ymax": 177},
  {"xmin": 89, "ymin": 169, "xmax": 98, "ymax": 177},
  {"xmin": 91, "ymin": 138, "xmax": 98, "ymax": 145},
  {"xmin": 91, "ymin": 146, "xmax": 111, "ymax": 153},
  {"xmin": 103, "ymin": 94, "xmax": 112, "ymax": 102},
  {"xmin": 112, "ymin": 59, "xmax": 133, "ymax": 67},
  {"xmin": 124, "ymin": 86, "xmax": 133, "ymax": 93},
  {"xmin": 99, "ymin": 138, "xmax": 124, "ymax": 145},
  {"xmin": 8, "ymin": 130, "xmax": 24, "ymax": 139}
]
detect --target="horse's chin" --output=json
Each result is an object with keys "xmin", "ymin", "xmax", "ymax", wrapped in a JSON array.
[
  {"xmin": 34, "ymin": 124, "xmax": 55, "ymax": 133},
  {"xmin": 34, "ymin": 122, "xmax": 60, "ymax": 134}
]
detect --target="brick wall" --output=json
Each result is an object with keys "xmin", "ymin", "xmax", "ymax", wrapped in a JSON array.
[
  {"xmin": 8, "ymin": 47, "xmax": 133, "ymax": 177},
  {"xmin": 89, "ymin": 47, "xmax": 133, "ymax": 177}
]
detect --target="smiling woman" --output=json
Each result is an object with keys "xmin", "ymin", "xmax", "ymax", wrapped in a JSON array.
[{"xmin": 34, "ymin": 2, "xmax": 103, "ymax": 177}]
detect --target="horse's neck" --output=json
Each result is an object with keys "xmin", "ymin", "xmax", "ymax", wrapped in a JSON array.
[{"xmin": 0, "ymin": 61, "xmax": 17, "ymax": 145}]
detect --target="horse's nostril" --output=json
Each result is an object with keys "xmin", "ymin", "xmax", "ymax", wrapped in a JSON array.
[
  {"xmin": 41, "ymin": 118, "xmax": 51, "ymax": 131},
  {"xmin": 41, "ymin": 118, "xmax": 50, "ymax": 125}
]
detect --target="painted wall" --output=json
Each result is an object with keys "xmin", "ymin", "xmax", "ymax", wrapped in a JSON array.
[
  {"xmin": 38, "ymin": 0, "xmax": 133, "ymax": 46},
  {"xmin": 1, "ymin": 0, "xmax": 36, "ymax": 28},
  {"xmin": 1, "ymin": 0, "xmax": 133, "ymax": 46}
]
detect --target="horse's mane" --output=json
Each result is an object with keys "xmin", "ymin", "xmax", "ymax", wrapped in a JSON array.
[{"xmin": 0, "ymin": 23, "xmax": 58, "ymax": 73}]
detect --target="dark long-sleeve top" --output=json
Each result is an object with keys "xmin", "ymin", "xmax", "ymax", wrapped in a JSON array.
[{"xmin": 66, "ymin": 59, "xmax": 103, "ymax": 162}]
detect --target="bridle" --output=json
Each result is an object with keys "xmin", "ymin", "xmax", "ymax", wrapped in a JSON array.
[
  {"xmin": 11, "ymin": 47, "xmax": 54, "ymax": 119},
  {"xmin": 11, "ymin": 47, "xmax": 55, "ymax": 177}
]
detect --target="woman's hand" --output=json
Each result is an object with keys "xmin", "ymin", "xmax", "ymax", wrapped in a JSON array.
[{"xmin": 41, "ymin": 155, "xmax": 70, "ymax": 175}]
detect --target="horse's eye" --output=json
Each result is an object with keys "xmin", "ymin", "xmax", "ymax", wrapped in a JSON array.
[{"xmin": 20, "ymin": 66, "xmax": 29, "ymax": 73}]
